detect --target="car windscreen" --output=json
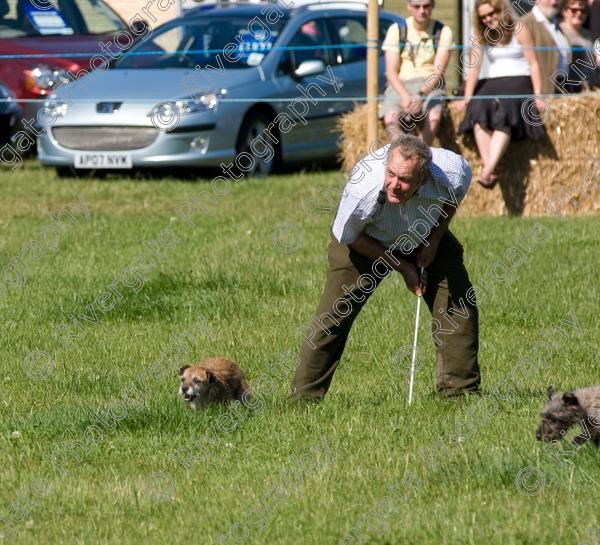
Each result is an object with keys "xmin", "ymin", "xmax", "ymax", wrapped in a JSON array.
[
  {"xmin": 113, "ymin": 17, "xmax": 286, "ymax": 70},
  {"xmin": 0, "ymin": 0, "xmax": 125, "ymax": 37}
]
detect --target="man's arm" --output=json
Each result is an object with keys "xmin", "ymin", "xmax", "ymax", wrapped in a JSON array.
[
  {"xmin": 349, "ymin": 233, "xmax": 425, "ymax": 296},
  {"xmin": 415, "ymin": 201, "xmax": 456, "ymax": 268},
  {"xmin": 382, "ymin": 23, "xmax": 414, "ymax": 114},
  {"xmin": 424, "ymin": 26, "xmax": 453, "ymax": 94},
  {"xmin": 385, "ymin": 51, "xmax": 413, "ymax": 113},
  {"xmin": 425, "ymin": 49, "xmax": 451, "ymax": 93}
]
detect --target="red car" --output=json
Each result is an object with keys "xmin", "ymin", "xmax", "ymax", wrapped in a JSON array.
[{"xmin": 0, "ymin": 0, "xmax": 141, "ymax": 127}]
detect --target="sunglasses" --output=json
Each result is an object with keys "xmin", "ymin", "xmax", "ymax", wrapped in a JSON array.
[
  {"xmin": 479, "ymin": 9, "xmax": 498, "ymax": 19},
  {"xmin": 566, "ymin": 6, "xmax": 587, "ymax": 13}
]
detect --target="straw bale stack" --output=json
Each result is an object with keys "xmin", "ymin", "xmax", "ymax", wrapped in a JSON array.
[{"xmin": 337, "ymin": 95, "xmax": 600, "ymax": 216}]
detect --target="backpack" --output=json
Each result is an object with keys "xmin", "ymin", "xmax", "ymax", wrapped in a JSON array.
[{"xmin": 399, "ymin": 19, "xmax": 445, "ymax": 56}]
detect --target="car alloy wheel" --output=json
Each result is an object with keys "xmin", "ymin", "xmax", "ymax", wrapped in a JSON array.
[{"xmin": 236, "ymin": 111, "xmax": 278, "ymax": 177}]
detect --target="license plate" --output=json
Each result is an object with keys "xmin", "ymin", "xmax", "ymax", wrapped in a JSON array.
[{"xmin": 74, "ymin": 152, "xmax": 132, "ymax": 169}]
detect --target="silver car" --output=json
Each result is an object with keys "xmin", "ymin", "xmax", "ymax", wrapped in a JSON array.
[{"xmin": 38, "ymin": 2, "xmax": 404, "ymax": 176}]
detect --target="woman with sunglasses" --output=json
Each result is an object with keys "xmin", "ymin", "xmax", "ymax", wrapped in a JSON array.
[
  {"xmin": 455, "ymin": 0, "xmax": 547, "ymax": 188},
  {"xmin": 559, "ymin": 0, "xmax": 600, "ymax": 92}
]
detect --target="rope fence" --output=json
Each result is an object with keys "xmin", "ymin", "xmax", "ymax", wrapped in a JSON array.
[
  {"xmin": 0, "ymin": 41, "xmax": 598, "ymax": 59},
  {"xmin": 1, "ymin": 93, "xmax": 598, "ymax": 104}
]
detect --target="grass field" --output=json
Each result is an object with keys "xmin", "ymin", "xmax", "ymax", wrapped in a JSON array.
[{"xmin": 1, "ymin": 161, "xmax": 599, "ymax": 545}]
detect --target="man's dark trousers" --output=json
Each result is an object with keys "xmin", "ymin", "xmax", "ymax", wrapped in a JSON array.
[{"xmin": 290, "ymin": 231, "xmax": 480, "ymax": 400}]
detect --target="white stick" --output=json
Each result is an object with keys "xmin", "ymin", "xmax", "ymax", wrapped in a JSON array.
[{"xmin": 408, "ymin": 267, "xmax": 424, "ymax": 406}]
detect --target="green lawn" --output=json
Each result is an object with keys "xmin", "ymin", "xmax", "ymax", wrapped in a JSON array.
[{"xmin": 1, "ymin": 161, "xmax": 599, "ymax": 545}]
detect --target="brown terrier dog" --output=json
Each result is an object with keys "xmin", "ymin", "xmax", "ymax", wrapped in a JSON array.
[
  {"xmin": 179, "ymin": 357, "xmax": 250, "ymax": 410},
  {"xmin": 536, "ymin": 386, "xmax": 600, "ymax": 444}
]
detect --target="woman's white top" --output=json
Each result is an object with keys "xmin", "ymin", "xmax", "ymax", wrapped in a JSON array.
[{"xmin": 485, "ymin": 33, "xmax": 531, "ymax": 78}]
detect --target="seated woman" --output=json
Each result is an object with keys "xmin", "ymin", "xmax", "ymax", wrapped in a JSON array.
[
  {"xmin": 456, "ymin": 0, "xmax": 547, "ymax": 188},
  {"xmin": 559, "ymin": 0, "xmax": 600, "ymax": 92}
]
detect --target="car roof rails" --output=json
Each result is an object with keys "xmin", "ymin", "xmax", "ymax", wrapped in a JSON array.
[
  {"xmin": 292, "ymin": 0, "xmax": 383, "ymax": 10},
  {"xmin": 181, "ymin": 0, "xmax": 382, "ymax": 14},
  {"xmin": 182, "ymin": 0, "xmax": 281, "ymax": 10}
]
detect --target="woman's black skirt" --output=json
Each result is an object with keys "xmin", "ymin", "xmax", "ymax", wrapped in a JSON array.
[{"xmin": 457, "ymin": 75, "xmax": 547, "ymax": 140}]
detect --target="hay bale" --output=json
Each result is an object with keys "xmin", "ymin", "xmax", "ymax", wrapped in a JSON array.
[{"xmin": 337, "ymin": 94, "xmax": 600, "ymax": 216}]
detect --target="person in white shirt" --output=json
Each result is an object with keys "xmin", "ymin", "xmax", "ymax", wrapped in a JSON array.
[
  {"xmin": 456, "ymin": 0, "xmax": 547, "ymax": 189},
  {"xmin": 290, "ymin": 135, "xmax": 481, "ymax": 402}
]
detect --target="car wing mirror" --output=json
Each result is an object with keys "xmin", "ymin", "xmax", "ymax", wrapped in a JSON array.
[
  {"xmin": 129, "ymin": 18, "xmax": 149, "ymax": 37},
  {"xmin": 294, "ymin": 60, "xmax": 325, "ymax": 79}
]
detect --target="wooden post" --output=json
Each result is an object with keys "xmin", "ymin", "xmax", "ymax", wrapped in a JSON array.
[{"xmin": 366, "ymin": 0, "xmax": 379, "ymax": 148}]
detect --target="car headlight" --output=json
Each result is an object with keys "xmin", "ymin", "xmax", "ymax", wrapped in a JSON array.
[
  {"xmin": 24, "ymin": 65, "xmax": 71, "ymax": 95},
  {"xmin": 42, "ymin": 99, "xmax": 69, "ymax": 118},
  {"xmin": 153, "ymin": 90, "xmax": 226, "ymax": 117},
  {"xmin": 177, "ymin": 90, "xmax": 225, "ymax": 113},
  {"xmin": 149, "ymin": 90, "xmax": 227, "ymax": 131}
]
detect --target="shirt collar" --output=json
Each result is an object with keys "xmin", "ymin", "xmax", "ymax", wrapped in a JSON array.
[{"xmin": 412, "ymin": 174, "xmax": 437, "ymax": 199}]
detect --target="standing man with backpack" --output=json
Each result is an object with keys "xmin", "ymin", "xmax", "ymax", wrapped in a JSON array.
[{"xmin": 380, "ymin": 0, "xmax": 454, "ymax": 144}]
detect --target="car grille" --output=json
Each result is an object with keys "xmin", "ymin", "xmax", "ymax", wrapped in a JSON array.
[{"xmin": 52, "ymin": 127, "xmax": 159, "ymax": 151}]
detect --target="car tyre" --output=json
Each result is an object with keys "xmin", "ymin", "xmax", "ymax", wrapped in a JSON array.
[{"xmin": 235, "ymin": 111, "xmax": 279, "ymax": 177}]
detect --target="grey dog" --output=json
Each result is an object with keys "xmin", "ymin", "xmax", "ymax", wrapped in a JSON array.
[{"xmin": 536, "ymin": 386, "xmax": 600, "ymax": 444}]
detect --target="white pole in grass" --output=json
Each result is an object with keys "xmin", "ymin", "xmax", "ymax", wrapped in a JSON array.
[{"xmin": 408, "ymin": 266, "xmax": 424, "ymax": 406}]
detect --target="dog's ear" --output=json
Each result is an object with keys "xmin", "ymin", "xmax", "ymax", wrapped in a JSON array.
[
  {"xmin": 179, "ymin": 365, "xmax": 190, "ymax": 376},
  {"xmin": 563, "ymin": 392, "xmax": 579, "ymax": 406},
  {"xmin": 206, "ymin": 369, "xmax": 215, "ymax": 384},
  {"xmin": 547, "ymin": 386, "xmax": 555, "ymax": 399}
]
